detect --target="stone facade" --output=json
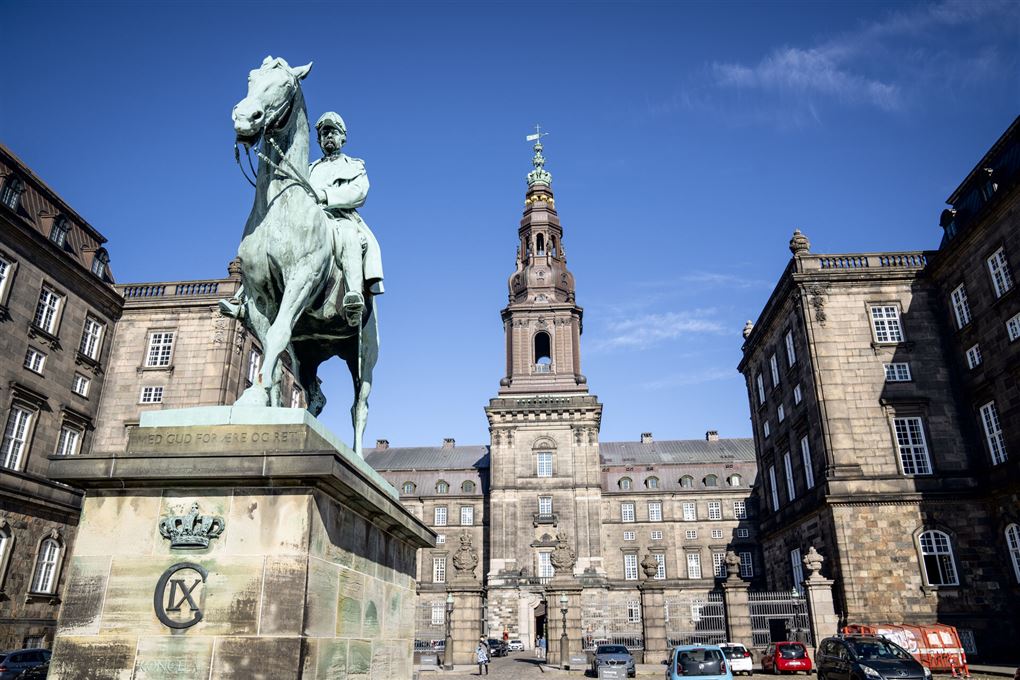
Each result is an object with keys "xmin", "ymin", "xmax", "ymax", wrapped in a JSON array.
[
  {"xmin": 0, "ymin": 144, "xmax": 123, "ymax": 647},
  {"xmin": 739, "ymin": 116, "xmax": 1020, "ymax": 658}
]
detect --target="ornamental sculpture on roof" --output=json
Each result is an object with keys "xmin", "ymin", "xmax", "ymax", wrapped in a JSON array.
[{"xmin": 219, "ymin": 56, "xmax": 382, "ymax": 456}]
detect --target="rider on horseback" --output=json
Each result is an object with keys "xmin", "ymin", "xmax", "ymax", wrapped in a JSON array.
[{"xmin": 221, "ymin": 111, "xmax": 383, "ymax": 327}]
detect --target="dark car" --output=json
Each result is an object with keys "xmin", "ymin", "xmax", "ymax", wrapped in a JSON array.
[
  {"xmin": 817, "ymin": 636, "xmax": 933, "ymax": 680},
  {"xmin": 486, "ymin": 638, "xmax": 509, "ymax": 657},
  {"xmin": 0, "ymin": 651, "xmax": 50, "ymax": 680},
  {"xmin": 15, "ymin": 663, "xmax": 48, "ymax": 680},
  {"xmin": 591, "ymin": 643, "xmax": 636, "ymax": 678}
]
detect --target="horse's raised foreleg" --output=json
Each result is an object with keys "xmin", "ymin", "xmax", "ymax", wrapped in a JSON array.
[
  {"xmin": 348, "ymin": 306, "xmax": 379, "ymax": 458},
  {"xmin": 235, "ymin": 296, "xmax": 274, "ymax": 407},
  {"xmin": 261, "ymin": 275, "xmax": 318, "ymax": 408}
]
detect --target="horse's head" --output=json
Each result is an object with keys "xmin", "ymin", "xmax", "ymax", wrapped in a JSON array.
[{"xmin": 233, "ymin": 56, "xmax": 312, "ymax": 146}]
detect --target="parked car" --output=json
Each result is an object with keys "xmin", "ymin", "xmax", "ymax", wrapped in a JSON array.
[
  {"xmin": 719, "ymin": 643, "xmax": 754, "ymax": 675},
  {"xmin": 508, "ymin": 639, "xmax": 525, "ymax": 652},
  {"xmin": 591, "ymin": 644, "xmax": 636, "ymax": 678},
  {"xmin": 15, "ymin": 663, "xmax": 48, "ymax": 680},
  {"xmin": 762, "ymin": 642, "xmax": 813, "ymax": 675},
  {"xmin": 816, "ymin": 635, "xmax": 931, "ymax": 680},
  {"xmin": 487, "ymin": 639, "xmax": 509, "ymax": 657},
  {"xmin": 0, "ymin": 651, "xmax": 50, "ymax": 680},
  {"xmin": 666, "ymin": 644, "xmax": 733, "ymax": 680}
]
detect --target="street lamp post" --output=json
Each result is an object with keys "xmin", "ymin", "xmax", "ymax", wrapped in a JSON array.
[
  {"xmin": 559, "ymin": 592, "xmax": 569, "ymax": 669},
  {"xmin": 443, "ymin": 592, "xmax": 455, "ymax": 670}
]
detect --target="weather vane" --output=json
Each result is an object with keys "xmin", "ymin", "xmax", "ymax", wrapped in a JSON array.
[{"xmin": 526, "ymin": 123, "xmax": 548, "ymax": 144}]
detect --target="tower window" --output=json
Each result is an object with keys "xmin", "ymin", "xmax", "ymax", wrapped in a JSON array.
[
  {"xmin": 534, "ymin": 331, "xmax": 551, "ymax": 372},
  {"xmin": 536, "ymin": 233, "xmax": 545, "ymax": 256}
]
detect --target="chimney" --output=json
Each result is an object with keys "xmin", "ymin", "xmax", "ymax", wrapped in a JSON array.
[
  {"xmin": 443, "ymin": 438, "xmax": 456, "ymax": 449},
  {"xmin": 640, "ymin": 432, "xmax": 653, "ymax": 444},
  {"xmin": 706, "ymin": 430, "xmax": 719, "ymax": 442},
  {"xmin": 375, "ymin": 439, "xmax": 389, "ymax": 450}
]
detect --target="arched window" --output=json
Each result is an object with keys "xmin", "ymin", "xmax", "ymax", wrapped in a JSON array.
[
  {"xmin": 704, "ymin": 474, "xmax": 718, "ymax": 487},
  {"xmin": 91, "ymin": 249, "xmax": 110, "ymax": 279},
  {"xmin": 0, "ymin": 176, "xmax": 24, "ymax": 211},
  {"xmin": 619, "ymin": 477, "xmax": 632, "ymax": 491},
  {"xmin": 461, "ymin": 480, "xmax": 475, "ymax": 494},
  {"xmin": 435, "ymin": 480, "xmax": 449, "ymax": 494},
  {"xmin": 918, "ymin": 530, "xmax": 959, "ymax": 586},
  {"xmin": 680, "ymin": 475, "xmax": 694, "ymax": 488},
  {"xmin": 50, "ymin": 217, "xmax": 70, "ymax": 248},
  {"xmin": 534, "ymin": 331, "xmax": 551, "ymax": 372},
  {"xmin": 550, "ymin": 237, "xmax": 558, "ymax": 258},
  {"xmin": 536, "ymin": 233, "xmax": 545, "ymax": 256},
  {"xmin": 1006, "ymin": 524, "xmax": 1020, "ymax": 584},
  {"xmin": 0, "ymin": 523, "xmax": 11, "ymax": 590},
  {"xmin": 31, "ymin": 537, "xmax": 61, "ymax": 594},
  {"xmin": 727, "ymin": 474, "xmax": 742, "ymax": 487},
  {"xmin": 645, "ymin": 477, "xmax": 660, "ymax": 490},
  {"xmin": 401, "ymin": 481, "xmax": 416, "ymax": 495}
]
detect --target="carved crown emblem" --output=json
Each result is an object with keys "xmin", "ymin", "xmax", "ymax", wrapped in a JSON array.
[{"xmin": 158, "ymin": 502, "xmax": 225, "ymax": 549}]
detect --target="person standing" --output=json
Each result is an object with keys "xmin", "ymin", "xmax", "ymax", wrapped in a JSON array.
[{"xmin": 475, "ymin": 639, "xmax": 490, "ymax": 675}]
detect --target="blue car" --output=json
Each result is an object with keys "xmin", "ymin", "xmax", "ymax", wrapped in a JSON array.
[{"xmin": 666, "ymin": 645, "xmax": 734, "ymax": 680}]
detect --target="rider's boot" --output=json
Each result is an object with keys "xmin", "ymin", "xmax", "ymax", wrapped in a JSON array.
[
  {"xmin": 218, "ymin": 296, "xmax": 246, "ymax": 320},
  {"xmin": 343, "ymin": 291, "xmax": 364, "ymax": 327}
]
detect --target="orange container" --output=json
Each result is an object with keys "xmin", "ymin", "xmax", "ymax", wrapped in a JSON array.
[{"xmin": 842, "ymin": 624, "xmax": 969, "ymax": 676}]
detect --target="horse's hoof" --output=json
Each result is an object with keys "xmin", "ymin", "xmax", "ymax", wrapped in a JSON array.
[{"xmin": 235, "ymin": 386, "xmax": 270, "ymax": 407}]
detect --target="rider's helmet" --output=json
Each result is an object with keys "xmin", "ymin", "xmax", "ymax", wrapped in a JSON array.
[{"xmin": 316, "ymin": 112, "xmax": 347, "ymax": 142}]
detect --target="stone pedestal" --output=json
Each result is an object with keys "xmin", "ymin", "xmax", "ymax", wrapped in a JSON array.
[
  {"xmin": 46, "ymin": 407, "xmax": 434, "ymax": 680},
  {"xmin": 639, "ymin": 584, "xmax": 667, "ymax": 664},
  {"xmin": 448, "ymin": 579, "xmax": 484, "ymax": 666},
  {"xmin": 546, "ymin": 579, "xmax": 582, "ymax": 669},
  {"xmin": 803, "ymin": 576, "xmax": 839, "ymax": 652},
  {"xmin": 722, "ymin": 575, "xmax": 753, "ymax": 650}
]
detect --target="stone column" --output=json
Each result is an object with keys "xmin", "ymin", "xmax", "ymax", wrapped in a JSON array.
[
  {"xmin": 639, "ymin": 582, "xmax": 667, "ymax": 664},
  {"xmin": 802, "ymin": 547, "xmax": 839, "ymax": 654},
  {"xmin": 721, "ymin": 551, "xmax": 753, "ymax": 650},
  {"xmin": 449, "ymin": 535, "xmax": 484, "ymax": 668},
  {"xmin": 546, "ymin": 578, "xmax": 582, "ymax": 669}
]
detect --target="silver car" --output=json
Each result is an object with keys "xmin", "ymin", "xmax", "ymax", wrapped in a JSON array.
[{"xmin": 591, "ymin": 644, "xmax": 636, "ymax": 678}]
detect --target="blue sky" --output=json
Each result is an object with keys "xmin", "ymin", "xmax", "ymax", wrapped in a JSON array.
[{"xmin": 2, "ymin": 1, "xmax": 1017, "ymax": 448}]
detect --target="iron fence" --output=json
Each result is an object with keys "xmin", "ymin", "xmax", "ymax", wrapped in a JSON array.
[
  {"xmin": 748, "ymin": 590, "xmax": 811, "ymax": 649},
  {"xmin": 664, "ymin": 592, "xmax": 727, "ymax": 646},
  {"xmin": 580, "ymin": 594, "xmax": 644, "ymax": 651}
]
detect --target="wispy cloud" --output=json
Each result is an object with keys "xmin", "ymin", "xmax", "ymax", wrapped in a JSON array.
[
  {"xmin": 639, "ymin": 367, "xmax": 738, "ymax": 391},
  {"xmin": 590, "ymin": 309, "xmax": 728, "ymax": 352}
]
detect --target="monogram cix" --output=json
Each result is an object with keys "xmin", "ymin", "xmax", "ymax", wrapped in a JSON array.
[{"xmin": 158, "ymin": 502, "xmax": 225, "ymax": 549}]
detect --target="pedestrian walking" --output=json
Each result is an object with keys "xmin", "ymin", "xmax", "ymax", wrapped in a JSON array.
[{"xmin": 475, "ymin": 639, "xmax": 490, "ymax": 675}]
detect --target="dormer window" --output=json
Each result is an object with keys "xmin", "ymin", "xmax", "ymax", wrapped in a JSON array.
[
  {"xmin": 91, "ymin": 249, "xmax": 110, "ymax": 279},
  {"xmin": 401, "ymin": 482, "xmax": 416, "ymax": 495},
  {"xmin": 704, "ymin": 474, "xmax": 718, "ymax": 487},
  {"xmin": 0, "ymin": 176, "xmax": 24, "ymax": 211},
  {"xmin": 645, "ymin": 476, "xmax": 660, "ymax": 490},
  {"xmin": 461, "ymin": 480, "xmax": 475, "ymax": 494},
  {"xmin": 50, "ymin": 217, "xmax": 70, "ymax": 248},
  {"xmin": 435, "ymin": 480, "xmax": 449, "ymax": 494},
  {"xmin": 619, "ymin": 476, "xmax": 632, "ymax": 491},
  {"xmin": 727, "ymin": 474, "xmax": 742, "ymax": 487},
  {"xmin": 680, "ymin": 475, "xmax": 694, "ymax": 488}
]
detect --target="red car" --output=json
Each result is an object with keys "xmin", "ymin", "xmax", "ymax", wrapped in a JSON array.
[{"xmin": 762, "ymin": 642, "xmax": 813, "ymax": 674}]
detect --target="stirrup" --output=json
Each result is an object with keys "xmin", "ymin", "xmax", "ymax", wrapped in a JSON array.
[{"xmin": 342, "ymin": 291, "xmax": 364, "ymax": 325}]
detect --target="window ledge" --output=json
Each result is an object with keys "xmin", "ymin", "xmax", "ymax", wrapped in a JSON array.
[
  {"xmin": 25, "ymin": 592, "xmax": 60, "ymax": 605},
  {"xmin": 137, "ymin": 364, "xmax": 175, "ymax": 375},
  {"xmin": 871, "ymin": 341, "xmax": 915, "ymax": 354},
  {"xmin": 75, "ymin": 351, "xmax": 103, "ymax": 374},
  {"xmin": 920, "ymin": 584, "xmax": 959, "ymax": 596},
  {"xmin": 27, "ymin": 324, "xmax": 61, "ymax": 350}
]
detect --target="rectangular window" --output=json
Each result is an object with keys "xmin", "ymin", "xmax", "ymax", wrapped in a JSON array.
[
  {"xmin": 140, "ymin": 386, "xmax": 164, "ymax": 404},
  {"xmin": 432, "ymin": 556, "xmax": 446, "ymax": 583},
  {"xmin": 431, "ymin": 603, "xmax": 444, "ymax": 625},
  {"xmin": 538, "ymin": 552, "xmax": 554, "ymax": 578},
  {"xmin": 621, "ymin": 502, "xmax": 635, "ymax": 523},
  {"xmin": 686, "ymin": 553, "xmax": 702, "ymax": 579},
  {"xmin": 756, "ymin": 373, "xmax": 765, "ymax": 405},
  {"xmin": 777, "ymin": 404, "xmax": 785, "ymax": 423},
  {"xmin": 682, "ymin": 502, "xmax": 696, "ymax": 521},
  {"xmin": 763, "ymin": 420, "xmax": 771, "ymax": 439},
  {"xmin": 739, "ymin": 552, "xmax": 753, "ymax": 578},
  {"xmin": 966, "ymin": 344, "xmax": 982, "ymax": 369},
  {"xmin": 33, "ymin": 287, "xmax": 62, "ymax": 333},
  {"xmin": 1, "ymin": 406, "xmax": 33, "ymax": 470},
  {"xmin": 870, "ymin": 305, "xmax": 904, "ymax": 343},
  {"xmin": 770, "ymin": 354, "xmax": 780, "ymax": 387},
  {"xmin": 650, "ymin": 530, "xmax": 663, "ymax": 541},
  {"xmin": 536, "ymin": 452, "xmax": 553, "ymax": 477},
  {"xmin": 791, "ymin": 548, "xmax": 804, "ymax": 593},
  {"xmin": 648, "ymin": 501, "xmax": 662, "ymax": 522},
  {"xmin": 737, "ymin": 528, "xmax": 750, "ymax": 538},
  {"xmin": 538, "ymin": 496, "xmax": 552, "ymax": 515},
  {"xmin": 0, "ymin": 256, "xmax": 10, "ymax": 299},
  {"xmin": 713, "ymin": 552, "xmax": 726, "ymax": 578},
  {"xmin": 290, "ymin": 386, "xmax": 302, "ymax": 408},
  {"xmin": 1008, "ymin": 312, "xmax": 1020, "ymax": 342},
  {"xmin": 434, "ymin": 507, "xmax": 447, "ymax": 526},
  {"xmin": 623, "ymin": 530, "xmax": 636, "ymax": 541},
  {"xmin": 72, "ymin": 373, "xmax": 91, "ymax": 397},
  {"xmin": 708, "ymin": 501, "xmax": 722, "ymax": 520},
  {"xmin": 24, "ymin": 348, "xmax": 46, "ymax": 374},
  {"xmin": 785, "ymin": 330, "xmax": 797, "ymax": 366},
  {"xmin": 56, "ymin": 425, "xmax": 81, "ymax": 456},
  {"xmin": 893, "ymin": 417, "xmax": 933, "ymax": 475},
  {"xmin": 460, "ymin": 506, "xmax": 474, "ymax": 526},
  {"xmin": 627, "ymin": 600, "xmax": 642, "ymax": 622},
  {"xmin": 733, "ymin": 500, "xmax": 747, "ymax": 519},
  {"xmin": 624, "ymin": 553, "xmax": 638, "ymax": 580},
  {"xmin": 783, "ymin": 451, "xmax": 796, "ymax": 500},
  {"xmin": 800, "ymin": 436, "xmax": 815, "ymax": 489},
  {"xmin": 950, "ymin": 284, "xmax": 972, "ymax": 328},
  {"xmin": 711, "ymin": 528, "xmax": 723, "ymax": 539},
  {"xmin": 793, "ymin": 384, "xmax": 802, "ymax": 405},
  {"xmin": 436, "ymin": 534, "xmax": 446, "ymax": 545},
  {"xmin": 685, "ymin": 529, "xmax": 698, "ymax": 540},
  {"xmin": 247, "ymin": 349, "xmax": 261, "ymax": 384},
  {"xmin": 79, "ymin": 316, "xmax": 104, "ymax": 360},
  {"xmin": 987, "ymin": 247, "xmax": 1014, "ymax": 298},
  {"xmin": 654, "ymin": 554, "xmax": 666, "ymax": 580},
  {"xmin": 146, "ymin": 331, "xmax": 175, "ymax": 367},
  {"xmin": 979, "ymin": 401, "xmax": 1007, "ymax": 465},
  {"xmin": 884, "ymin": 362, "xmax": 912, "ymax": 382},
  {"xmin": 768, "ymin": 465, "xmax": 779, "ymax": 511}
]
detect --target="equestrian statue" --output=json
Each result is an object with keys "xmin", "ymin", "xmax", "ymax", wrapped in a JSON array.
[{"xmin": 220, "ymin": 56, "xmax": 381, "ymax": 457}]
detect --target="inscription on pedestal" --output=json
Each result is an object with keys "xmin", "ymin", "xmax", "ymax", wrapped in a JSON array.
[{"xmin": 128, "ymin": 425, "xmax": 328, "ymax": 455}]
